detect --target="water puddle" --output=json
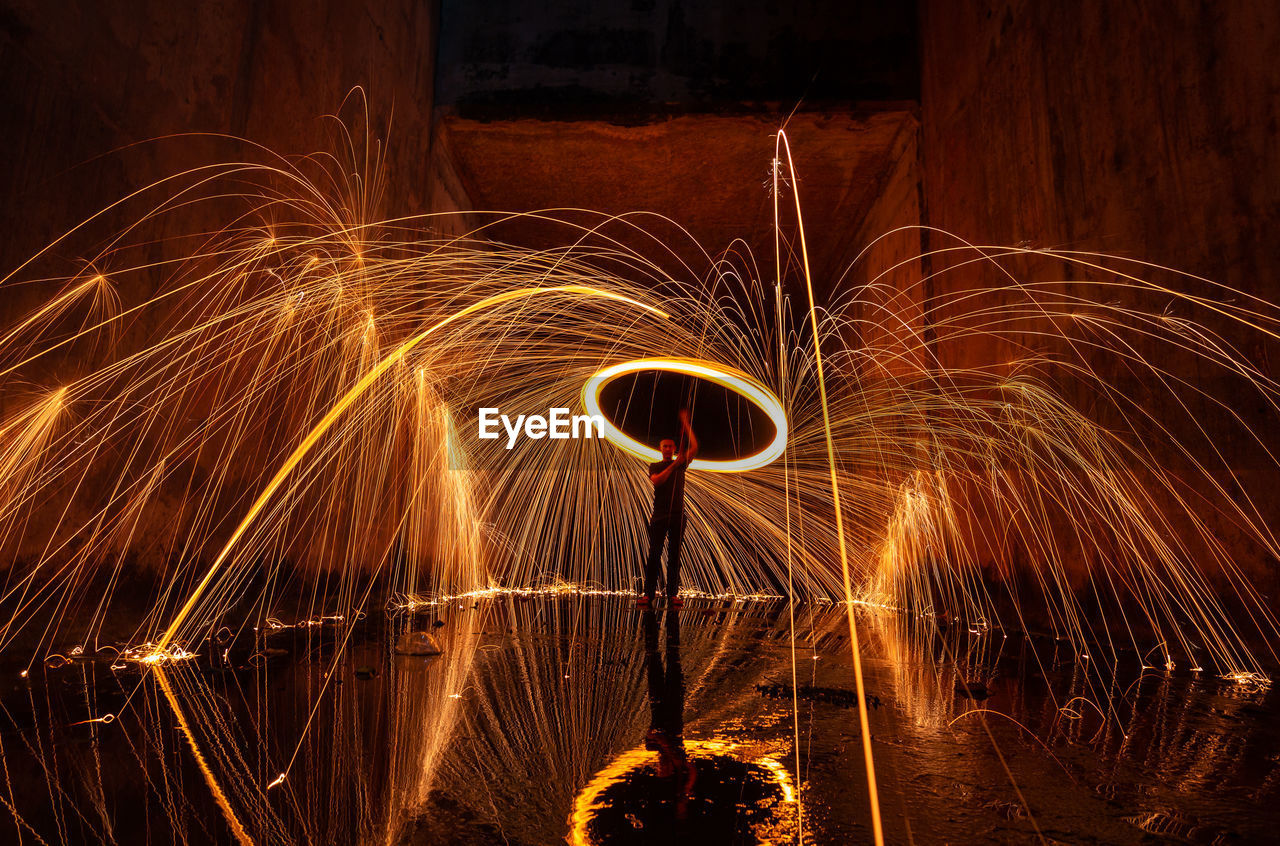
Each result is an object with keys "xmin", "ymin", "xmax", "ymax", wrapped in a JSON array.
[{"xmin": 0, "ymin": 595, "xmax": 1276, "ymax": 843}]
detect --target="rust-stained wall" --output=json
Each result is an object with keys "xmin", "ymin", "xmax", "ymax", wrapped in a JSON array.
[
  {"xmin": 844, "ymin": 113, "xmax": 925, "ymax": 379},
  {"xmin": 921, "ymin": 1, "xmax": 1277, "ymax": 298},
  {"xmin": 0, "ymin": 0, "xmax": 455, "ymax": 281},
  {"xmin": 919, "ymin": 1, "xmax": 1280, "ymax": 589},
  {"xmin": 440, "ymin": 110, "xmax": 919, "ymax": 292}
]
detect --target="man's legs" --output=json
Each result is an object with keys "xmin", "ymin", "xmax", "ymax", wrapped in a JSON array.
[
  {"xmin": 665, "ymin": 512, "xmax": 685, "ymax": 599},
  {"xmin": 643, "ymin": 513, "xmax": 667, "ymax": 600}
]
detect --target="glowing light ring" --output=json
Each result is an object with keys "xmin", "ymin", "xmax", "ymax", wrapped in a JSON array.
[{"xmin": 582, "ymin": 357, "xmax": 787, "ymax": 473}]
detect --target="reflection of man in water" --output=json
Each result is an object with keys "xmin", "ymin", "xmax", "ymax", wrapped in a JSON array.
[
  {"xmin": 643, "ymin": 608, "xmax": 696, "ymax": 820},
  {"xmin": 639, "ymin": 409, "xmax": 698, "ymax": 608}
]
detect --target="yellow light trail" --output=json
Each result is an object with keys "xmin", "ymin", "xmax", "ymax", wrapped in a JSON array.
[
  {"xmin": 154, "ymin": 284, "xmax": 667, "ymax": 652},
  {"xmin": 154, "ymin": 666, "xmax": 253, "ymax": 845},
  {"xmin": 775, "ymin": 127, "xmax": 885, "ymax": 846},
  {"xmin": 568, "ymin": 739, "xmax": 798, "ymax": 846}
]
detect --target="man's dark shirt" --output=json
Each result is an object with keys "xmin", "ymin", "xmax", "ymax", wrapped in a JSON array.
[{"xmin": 649, "ymin": 457, "xmax": 687, "ymax": 518}]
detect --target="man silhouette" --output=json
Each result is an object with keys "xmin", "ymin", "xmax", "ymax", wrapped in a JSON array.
[{"xmin": 639, "ymin": 409, "xmax": 697, "ymax": 608}]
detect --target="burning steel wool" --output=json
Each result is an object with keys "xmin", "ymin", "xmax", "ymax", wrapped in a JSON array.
[{"xmin": 1, "ymin": 125, "xmax": 1280, "ymax": 844}]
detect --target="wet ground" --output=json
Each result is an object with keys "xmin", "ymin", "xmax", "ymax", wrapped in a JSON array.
[{"xmin": 1, "ymin": 595, "xmax": 1278, "ymax": 844}]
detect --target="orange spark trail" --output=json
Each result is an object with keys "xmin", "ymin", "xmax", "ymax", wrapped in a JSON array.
[{"xmin": 155, "ymin": 284, "xmax": 666, "ymax": 651}]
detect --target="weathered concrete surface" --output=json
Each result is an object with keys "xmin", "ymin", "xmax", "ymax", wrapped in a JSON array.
[
  {"xmin": 0, "ymin": 0, "xmax": 452, "ymax": 284},
  {"xmin": 440, "ymin": 109, "xmax": 919, "ymax": 294},
  {"xmin": 919, "ymin": 1, "xmax": 1280, "ymax": 589},
  {"xmin": 844, "ymin": 112, "xmax": 926, "ymax": 378},
  {"xmin": 921, "ymin": 1, "xmax": 1277, "ymax": 298}
]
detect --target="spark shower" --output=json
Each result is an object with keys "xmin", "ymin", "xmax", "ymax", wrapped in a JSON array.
[{"xmin": 2, "ymin": 119, "xmax": 1280, "ymax": 844}]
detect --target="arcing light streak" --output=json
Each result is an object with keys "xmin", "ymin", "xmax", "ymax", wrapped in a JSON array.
[
  {"xmin": 5, "ymin": 168, "xmax": 1273, "ymax": 680},
  {"xmin": 154, "ymin": 285, "xmax": 667, "ymax": 652},
  {"xmin": 776, "ymin": 128, "xmax": 885, "ymax": 846},
  {"xmin": 581, "ymin": 356, "xmax": 788, "ymax": 472}
]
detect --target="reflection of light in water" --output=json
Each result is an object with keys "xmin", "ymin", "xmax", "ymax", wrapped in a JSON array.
[
  {"xmin": 430, "ymin": 596, "xmax": 800, "ymax": 843},
  {"xmin": 379, "ymin": 609, "xmax": 487, "ymax": 844},
  {"xmin": 131, "ymin": 604, "xmax": 487, "ymax": 845},
  {"xmin": 568, "ymin": 739, "xmax": 798, "ymax": 846},
  {"xmin": 2, "ymin": 597, "xmax": 1278, "ymax": 843},
  {"xmin": 390, "ymin": 584, "xmax": 787, "ymax": 612}
]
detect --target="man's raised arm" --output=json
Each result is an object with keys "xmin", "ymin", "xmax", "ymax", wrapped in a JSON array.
[{"xmin": 680, "ymin": 408, "xmax": 698, "ymax": 461}]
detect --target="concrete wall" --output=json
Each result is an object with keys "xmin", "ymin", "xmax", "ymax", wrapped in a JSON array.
[
  {"xmin": 0, "ymin": 0, "xmax": 453, "ymax": 283},
  {"xmin": 918, "ymin": 0, "xmax": 1280, "ymax": 588},
  {"xmin": 921, "ymin": 1, "xmax": 1277, "ymax": 298},
  {"xmin": 844, "ymin": 112, "xmax": 925, "ymax": 378},
  {"xmin": 439, "ymin": 109, "xmax": 918, "ymax": 295}
]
